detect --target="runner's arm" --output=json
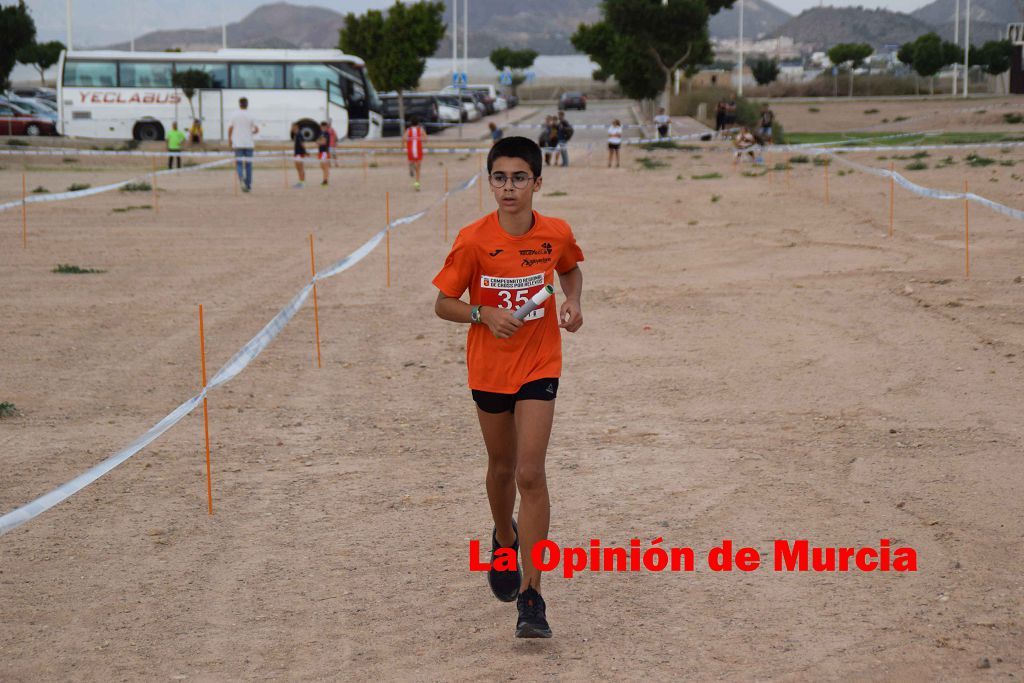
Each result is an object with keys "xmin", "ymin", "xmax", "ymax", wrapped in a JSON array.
[
  {"xmin": 557, "ymin": 266, "xmax": 583, "ymax": 333},
  {"xmin": 435, "ymin": 291, "xmax": 522, "ymax": 339}
]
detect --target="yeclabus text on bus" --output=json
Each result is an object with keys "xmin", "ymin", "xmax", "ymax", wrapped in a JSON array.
[{"xmin": 57, "ymin": 49, "xmax": 384, "ymax": 142}]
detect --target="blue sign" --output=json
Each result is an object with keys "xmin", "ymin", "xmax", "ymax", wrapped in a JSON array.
[
  {"xmin": 525, "ymin": 70, "xmax": 536, "ymax": 83},
  {"xmin": 451, "ymin": 71, "xmax": 468, "ymax": 87},
  {"xmin": 499, "ymin": 72, "xmax": 513, "ymax": 86},
  {"xmin": 831, "ymin": 66, "xmax": 838, "ymax": 76}
]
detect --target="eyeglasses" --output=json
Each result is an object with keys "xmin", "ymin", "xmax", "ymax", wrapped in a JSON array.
[{"xmin": 488, "ymin": 172, "xmax": 535, "ymax": 189}]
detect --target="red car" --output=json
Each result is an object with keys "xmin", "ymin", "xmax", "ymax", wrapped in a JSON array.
[{"xmin": 0, "ymin": 100, "xmax": 58, "ymax": 136}]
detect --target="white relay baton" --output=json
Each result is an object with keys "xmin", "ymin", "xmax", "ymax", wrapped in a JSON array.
[{"xmin": 512, "ymin": 284, "xmax": 555, "ymax": 320}]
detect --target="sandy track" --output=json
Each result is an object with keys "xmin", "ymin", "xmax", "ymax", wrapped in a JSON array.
[{"xmin": 1, "ymin": 141, "xmax": 1022, "ymax": 680}]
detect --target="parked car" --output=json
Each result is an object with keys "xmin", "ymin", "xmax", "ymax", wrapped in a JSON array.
[
  {"xmin": 11, "ymin": 86, "xmax": 56, "ymax": 104},
  {"xmin": 559, "ymin": 91, "xmax": 587, "ymax": 110},
  {"xmin": 432, "ymin": 94, "xmax": 464, "ymax": 125},
  {"xmin": 505, "ymin": 94, "xmax": 519, "ymax": 109},
  {"xmin": 379, "ymin": 93, "xmax": 441, "ymax": 136},
  {"xmin": 7, "ymin": 96, "xmax": 57, "ymax": 122},
  {"xmin": 443, "ymin": 85, "xmax": 498, "ymax": 115},
  {"xmin": 0, "ymin": 100, "xmax": 58, "ymax": 136}
]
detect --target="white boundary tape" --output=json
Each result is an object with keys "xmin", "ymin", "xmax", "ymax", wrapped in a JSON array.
[
  {"xmin": 0, "ymin": 172, "xmax": 479, "ymax": 536},
  {"xmin": 0, "ymin": 157, "xmax": 234, "ymax": 212},
  {"xmin": 820, "ymin": 151, "xmax": 1024, "ymax": 222}
]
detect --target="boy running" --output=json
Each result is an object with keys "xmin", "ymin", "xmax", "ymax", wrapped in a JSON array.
[
  {"xmin": 405, "ymin": 116, "xmax": 426, "ymax": 191},
  {"xmin": 316, "ymin": 121, "xmax": 330, "ymax": 186},
  {"xmin": 433, "ymin": 136, "xmax": 584, "ymax": 639},
  {"xmin": 291, "ymin": 122, "xmax": 307, "ymax": 188}
]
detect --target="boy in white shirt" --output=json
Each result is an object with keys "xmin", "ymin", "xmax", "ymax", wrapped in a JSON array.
[
  {"xmin": 607, "ymin": 119, "xmax": 622, "ymax": 168},
  {"xmin": 227, "ymin": 97, "xmax": 259, "ymax": 192}
]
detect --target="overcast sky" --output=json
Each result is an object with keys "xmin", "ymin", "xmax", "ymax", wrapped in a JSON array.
[{"xmin": 24, "ymin": 0, "xmax": 934, "ymax": 47}]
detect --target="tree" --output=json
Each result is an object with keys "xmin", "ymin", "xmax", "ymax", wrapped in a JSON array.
[
  {"xmin": 974, "ymin": 40, "xmax": 1012, "ymax": 75},
  {"xmin": 572, "ymin": 0, "xmax": 733, "ymax": 108},
  {"xmin": 748, "ymin": 56, "xmax": 780, "ymax": 86},
  {"xmin": 903, "ymin": 33, "xmax": 961, "ymax": 95},
  {"xmin": 826, "ymin": 42, "xmax": 873, "ymax": 96},
  {"xmin": 489, "ymin": 47, "xmax": 537, "ymax": 98},
  {"xmin": 340, "ymin": 1, "xmax": 445, "ymax": 136},
  {"xmin": 0, "ymin": 1, "xmax": 36, "ymax": 91},
  {"xmin": 17, "ymin": 39, "xmax": 63, "ymax": 84},
  {"xmin": 172, "ymin": 69, "xmax": 213, "ymax": 122}
]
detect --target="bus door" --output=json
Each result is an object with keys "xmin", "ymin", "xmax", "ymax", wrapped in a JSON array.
[
  {"xmin": 198, "ymin": 89, "xmax": 224, "ymax": 141},
  {"xmin": 326, "ymin": 81, "xmax": 349, "ymax": 139}
]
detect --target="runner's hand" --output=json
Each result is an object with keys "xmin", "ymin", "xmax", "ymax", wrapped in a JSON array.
[
  {"xmin": 559, "ymin": 299, "xmax": 582, "ymax": 333},
  {"xmin": 481, "ymin": 306, "xmax": 522, "ymax": 339}
]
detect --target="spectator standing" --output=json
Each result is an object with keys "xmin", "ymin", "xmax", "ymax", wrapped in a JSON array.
[
  {"xmin": 166, "ymin": 121, "xmax": 186, "ymax": 169},
  {"xmin": 326, "ymin": 120, "xmax": 339, "ymax": 167},
  {"xmin": 538, "ymin": 116, "xmax": 557, "ymax": 167},
  {"xmin": 654, "ymin": 107, "xmax": 670, "ymax": 138},
  {"xmin": 758, "ymin": 104, "xmax": 775, "ymax": 145},
  {"xmin": 189, "ymin": 118, "xmax": 203, "ymax": 144},
  {"xmin": 607, "ymin": 118, "xmax": 622, "ymax": 168},
  {"xmin": 556, "ymin": 110, "xmax": 573, "ymax": 167},
  {"xmin": 714, "ymin": 101, "xmax": 727, "ymax": 136},
  {"xmin": 227, "ymin": 97, "xmax": 259, "ymax": 192}
]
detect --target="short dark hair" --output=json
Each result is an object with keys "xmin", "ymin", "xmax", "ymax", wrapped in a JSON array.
[
  {"xmin": 409, "ymin": 116, "xmax": 420, "ymax": 126},
  {"xmin": 239, "ymin": 97, "xmax": 249, "ymax": 108},
  {"xmin": 487, "ymin": 136, "xmax": 542, "ymax": 177}
]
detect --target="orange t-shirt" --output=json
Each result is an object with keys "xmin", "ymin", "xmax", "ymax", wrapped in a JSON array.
[{"xmin": 433, "ymin": 211, "xmax": 584, "ymax": 393}]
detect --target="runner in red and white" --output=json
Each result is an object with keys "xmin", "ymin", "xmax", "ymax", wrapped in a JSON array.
[{"xmin": 405, "ymin": 116, "xmax": 426, "ymax": 191}]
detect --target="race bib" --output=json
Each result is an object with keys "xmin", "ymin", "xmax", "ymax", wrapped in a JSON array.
[{"xmin": 480, "ymin": 273, "xmax": 546, "ymax": 321}]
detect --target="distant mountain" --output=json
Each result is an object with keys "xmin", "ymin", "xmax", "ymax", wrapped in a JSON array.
[
  {"xmin": 912, "ymin": 0, "xmax": 1023, "ymax": 28},
  {"xmin": 768, "ymin": 7, "xmax": 936, "ymax": 49},
  {"xmin": 104, "ymin": 3, "xmax": 344, "ymax": 51},
  {"xmin": 929, "ymin": 19, "xmax": 1009, "ymax": 43},
  {"xmin": 710, "ymin": 0, "xmax": 792, "ymax": 39}
]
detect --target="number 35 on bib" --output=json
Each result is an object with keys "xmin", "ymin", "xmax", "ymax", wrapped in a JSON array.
[{"xmin": 480, "ymin": 273, "xmax": 547, "ymax": 321}]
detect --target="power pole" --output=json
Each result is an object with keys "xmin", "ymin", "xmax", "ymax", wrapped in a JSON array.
[
  {"xmin": 952, "ymin": 0, "xmax": 960, "ymax": 95},
  {"xmin": 737, "ymin": 0, "xmax": 745, "ymax": 96},
  {"xmin": 66, "ymin": 0, "xmax": 73, "ymax": 50},
  {"xmin": 963, "ymin": 0, "xmax": 971, "ymax": 97}
]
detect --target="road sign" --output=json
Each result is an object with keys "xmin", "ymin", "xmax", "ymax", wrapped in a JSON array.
[
  {"xmin": 525, "ymin": 70, "xmax": 536, "ymax": 83},
  {"xmin": 499, "ymin": 72, "xmax": 513, "ymax": 86},
  {"xmin": 451, "ymin": 71, "xmax": 468, "ymax": 87}
]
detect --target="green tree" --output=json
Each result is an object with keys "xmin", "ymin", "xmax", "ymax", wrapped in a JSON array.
[
  {"xmin": 172, "ymin": 69, "xmax": 213, "ymax": 122},
  {"xmin": 572, "ymin": 0, "xmax": 733, "ymax": 107},
  {"xmin": 489, "ymin": 47, "xmax": 538, "ymax": 98},
  {"xmin": 974, "ymin": 39, "xmax": 1012, "ymax": 75},
  {"xmin": 904, "ymin": 33, "xmax": 961, "ymax": 95},
  {"xmin": 0, "ymin": 1, "xmax": 36, "ymax": 91},
  {"xmin": 17, "ymin": 39, "xmax": 64, "ymax": 84},
  {"xmin": 826, "ymin": 42, "xmax": 873, "ymax": 96},
  {"xmin": 748, "ymin": 56, "xmax": 780, "ymax": 86},
  {"xmin": 340, "ymin": 1, "xmax": 445, "ymax": 135}
]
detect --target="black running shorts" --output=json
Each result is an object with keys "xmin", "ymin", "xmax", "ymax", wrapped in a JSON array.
[{"xmin": 472, "ymin": 377, "xmax": 559, "ymax": 414}]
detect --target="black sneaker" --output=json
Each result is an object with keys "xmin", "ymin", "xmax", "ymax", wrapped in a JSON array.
[
  {"xmin": 516, "ymin": 587, "xmax": 552, "ymax": 638},
  {"xmin": 488, "ymin": 520, "xmax": 521, "ymax": 602}
]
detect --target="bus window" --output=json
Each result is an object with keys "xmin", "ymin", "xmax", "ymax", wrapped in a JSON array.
[
  {"xmin": 175, "ymin": 63, "xmax": 228, "ymax": 88},
  {"xmin": 230, "ymin": 63, "xmax": 284, "ymax": 89},
  {"xmin": 286, "ymin": 64, "xmax": 338, "ymax": 90},
  {"xmin": 64, "ymin": 61, "xmax": 117, "ymax": 87},
  {"xmin": 120, "ymin": 62, "xmax": 173, "ymax": 88}
]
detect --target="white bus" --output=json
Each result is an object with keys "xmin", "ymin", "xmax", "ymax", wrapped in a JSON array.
[{"xmin": 57, "ymin": 49, "xmax": 383, "ymax": 142}]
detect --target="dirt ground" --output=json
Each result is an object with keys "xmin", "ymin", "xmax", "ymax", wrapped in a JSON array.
[
  {"xmin": 1, "ymin": 137, "xmax": 1022, "ymax": 681},
  {"xmin": 769, "ymin": 96, "xmax": 1024, "ymax": 134}
]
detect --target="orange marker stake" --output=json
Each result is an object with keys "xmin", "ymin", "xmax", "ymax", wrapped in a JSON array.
[
  {"xmin": 889, "ymin": 162, "xmax": 895, "ymax": 238},
  {"xmin": 309, "ymin": 234, "xmax": 322, "ymax": 368},
  {"xmin": 283, "ymin": 154, "xmax": 289, "ymax": 189},
  {"xmin": 152, "ymin": 158, "xmax": 159, "ymax": 213},
  {"xmin": 233, "ymin": 164, "xmax": 239, "ymax": 196},
  {"xmin": 386, "ymin": 191, "xmax": 391, "ymax": 288},
  {"xmin": 363, "ymin": 152, "xmax": 368, "ymax": 182},
  {"xmin": 964, "ymin": 179, "xmax": 970, "ymax": 278},
  {"xmin": 21, "ymin": 173, "xmax": 27, "ymax": 249},
  {"xmin": 198, "ymin": 304, "xmax": 214, "ymax": 516},
  {"xmin": 444, "ymin": 164, "xmax": 449, "ymax": 242},
  {"xmin": 824, "ymin": 158, "xmax": 830, "ymax": 206}
]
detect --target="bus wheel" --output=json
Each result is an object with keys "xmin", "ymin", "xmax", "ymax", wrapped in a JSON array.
[
  {"xmin": 297, "ymin": 121, "xmax": 320, "ymax": 142},
  {"xmin": 135, "ymin": 122, "xmax": 163, "ymax": 141}
]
